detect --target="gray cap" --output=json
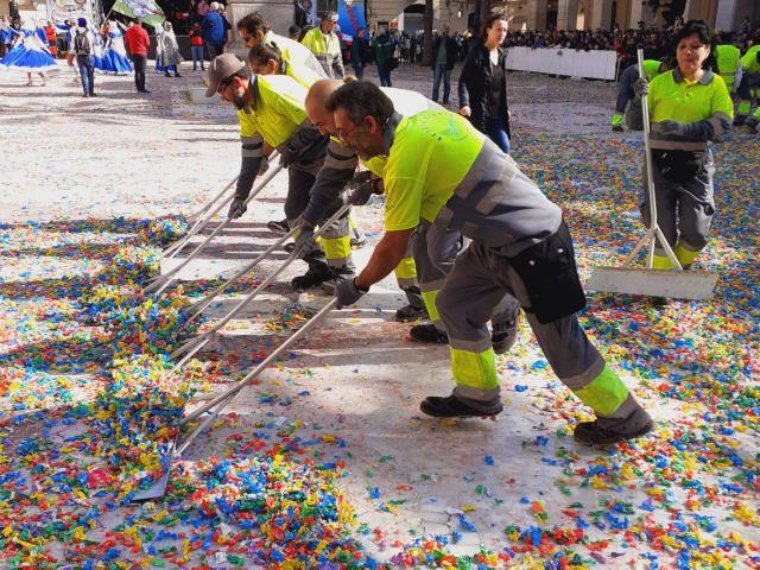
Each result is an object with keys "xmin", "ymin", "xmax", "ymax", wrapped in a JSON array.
[{"xmin": 205, "ymin": 54, "xmax": 246, "ymax": 97}]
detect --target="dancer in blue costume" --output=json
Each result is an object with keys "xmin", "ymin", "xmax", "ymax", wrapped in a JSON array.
[
  {"xmin": 102, "ymin": 19, "xmax": 133, "ymax": 74},
  {"xmin": 0, "ymin": 20, "xmax": 57, "ymax": 85}
]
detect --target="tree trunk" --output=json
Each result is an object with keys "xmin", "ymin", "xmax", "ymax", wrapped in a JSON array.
[{"xmin": 422, "ymin": 0, "xmax": 433, "ymax": 66}]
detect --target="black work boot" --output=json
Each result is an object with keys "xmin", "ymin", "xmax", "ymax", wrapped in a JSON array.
[
  {"xmin": 395, "ymin": 304, "xmax": 428, "ymax": 322},
  {"xmin": 291, "ymin": 263, "xmax": 334, "ymax": 291},
  {"xmin": 267, "ymin": 219, "xmax": 290, "ymax": 235},
  {"xmin": 321, "ymin": 266, "xmax": 356, "ymax": 294},
  {"xmin": 492, "ymin": 308, "xmax": 520, "ymax": 355},
  {"xmin": 420, "ymin": 394, "xmax": 503, "ymax": 418},
  {"xmin": 573, "ymin": 419, "xmax": 653, "ymax": 445},
  {"xmin": 396, "ymin": 287, "xmax": 428, "ymax": 322},
  {"xmin": 409, "ymin": 323, "xmax": 448, "ymax": 344}
]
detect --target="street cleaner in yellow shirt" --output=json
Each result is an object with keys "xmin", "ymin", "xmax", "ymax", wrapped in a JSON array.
[
  {"xmin": 307, "ymin": 79, "xmax": 521, "ymax": 349},
  {"xmin": 326, "ymin": 80, "xmax": 653, "ymax": 445},
  {"xmin": 236, "ymin": 11, "xmax": 326, "ymax": 88},
  {"xmin": 205, "ymin": 53, "xmax": 344, "ymax": 291},
  {"xmin": 627, "ymin": 21, "xmax": 733, "ymax": 273}
]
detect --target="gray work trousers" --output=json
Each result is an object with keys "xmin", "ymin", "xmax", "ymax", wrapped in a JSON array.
[
  {"xmin": 436, "ymin": 239, "xmax": 651, "ymax": 433},
  {"xmin": 641, "ymin": 152, "xmax": 715, "ymax": 255},
  {"xmin": 412, "ymin": 220, "xmax": 519, "ymax": 331}
]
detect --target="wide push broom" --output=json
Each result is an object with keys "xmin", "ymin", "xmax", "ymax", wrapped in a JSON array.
[
  {"xmin": 145, "ymin": 163, "xmax": 285, "ymax": 298},
  {"xmin": 164, "ymin": 153, "xmax": 282, "ymax": 260},
  {"xmin": 162, "ymin": 175, "xmax": 239, "ymax": 261},
  {"xmin": 586, "ymin": 50, "xmax": 718, "ymax": 300},
  {"xmin": 130, "ymin": 298, "xmax": 338, "ymax": 501},
  {"xmin": 170, "ymin": 202, "xmax": 352, "ymax": 371}
]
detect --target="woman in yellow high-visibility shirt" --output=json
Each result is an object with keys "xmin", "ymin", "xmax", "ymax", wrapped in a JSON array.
[{"xmin": 627, "ymin": 20, "xmax": 733, "ymax": 273}]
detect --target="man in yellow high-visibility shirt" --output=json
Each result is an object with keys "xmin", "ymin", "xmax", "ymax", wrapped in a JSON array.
[
  {"xmin": 734, "ymin": 44, "xmax": 760, "ymax": 132},
  {"xmin": 301, "ymin": 11, "xmax": 345, "ymax": 79},
  {"xmin": 327, "ymin": 81, "xmax": 653, "ymax": 445},
  {"xmin": 305, "ymin": 79, "xmax": 521, "ymax": 348},
  {"xmin": 205, "ymin": 54, "xmax": 349, "ymax": 291},
  {"xmin": 714, "ymin": 35, "xmax": 741, "ymax": 92},
  {"xmin": 236, "ymin": 11, "xmax": 326, "ymax": 88}
]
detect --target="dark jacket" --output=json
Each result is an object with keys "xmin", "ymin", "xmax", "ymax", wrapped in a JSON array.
[
  {"xmin": 372, "ymin": 33, "xmax": 395, "ymax": 67},
  {"xmin": 431, "ymin": 35, "xmax": 457, "ymax": 70},
  {"xmin": 458, "ymin": 43, "xmax": 511, "ymax": 136},
  {"xmin": 201, "ymin": 10, "xmax": 224, "ymax": 45},
  {"xmin": 351, "ymin": 36, "xmax": 371, "ymax": 67}
]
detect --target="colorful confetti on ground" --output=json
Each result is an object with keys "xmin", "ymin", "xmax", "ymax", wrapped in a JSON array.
[{"xmin": 1, "ymin": 69, "xmax": 758, "ymax": 569}]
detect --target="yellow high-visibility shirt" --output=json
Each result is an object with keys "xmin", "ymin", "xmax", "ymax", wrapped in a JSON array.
[
  {"xmin": 715, "ymin": 44, "xmax": 741, "ymax": 87},
  {"xmin": 238, "ymin": 74, "xmax": 308, "ymax": 148},
  {"xmin": 263, "ymin": 30, "xmax": 326, "ymax": 87},
  {"xmin": 383, "ymin": 111, "xmax": 484, "ymax": 232},
  {"xmin": 741, "ymin": 44, "xmax": 760, "ymax": 74},
  {"xmin": 642, "ymin": 59, "xmax": 662, "ymax": 81},
  {"xmin": 361, "ymin": 88, "xmax": 443, "ymax": 178},
  {"xmin": 648, "ymin": 68, "xmax": 733, "ymax": 124}
]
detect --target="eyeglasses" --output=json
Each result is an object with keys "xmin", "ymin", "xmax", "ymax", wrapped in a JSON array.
[{"xmin": 336, "ymin": 122, "xmax": 361, "ymax": 141}]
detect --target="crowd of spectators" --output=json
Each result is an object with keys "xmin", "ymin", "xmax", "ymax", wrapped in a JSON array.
[{"xmin": 503, "ymin": 17, "xmax": 759, "ymax": 70}]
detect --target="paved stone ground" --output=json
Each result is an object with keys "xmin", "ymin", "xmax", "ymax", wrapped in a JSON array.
[{"xmin": 1, "ymin": 59, "xmax": 758, "ymax": 569}]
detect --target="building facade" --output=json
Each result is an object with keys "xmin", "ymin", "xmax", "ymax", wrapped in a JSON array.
[{"xmin": 362, "ymin": 0, "xmax": 758, "ymax": 33}]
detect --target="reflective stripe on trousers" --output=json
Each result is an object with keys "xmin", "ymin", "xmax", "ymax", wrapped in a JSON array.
[
  {"xmin": 394, "ymin": 234, "xmax": 419, "ymax": 289},
  {"xmin": 640, "ymin": 153, "xmax": 715, "ymax": 256},
  {"xmin": 411, "ymin": 221, "xmax": 462, "ymax": 330},
  {"xmin": 437, "ymin": 240, "xmax": 640, "ymax": 423},
  {"xmin": 318, "ymin": 213, "xmax": 352, "ymax": 267}
]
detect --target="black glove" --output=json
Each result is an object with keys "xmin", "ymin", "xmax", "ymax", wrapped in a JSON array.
[
  {"xmin": 293, "ymin": 227, "xmax": 317, "ymax": 259},
  {"xmin": 347, "ymin": 170, "xmax": 374, "ymax": 188},
  {"xmin": 651, "ymin": 120, "xmax": 710, "ymax": 141},
  {"xmin": 228, "ymin": 196, "xmax": 247, "ymax": 219},
  {"xmin": 632, "ymin": 77, "xmax": 648, "ymax": 100},
  {"xmin": 348, "ymin": 177, "xmax": 383, "ymax": 206},
  {"xmin": 258, "ymin": 155, "xmax": 269, "ymax": 175},
  {"xmin": 279, "ymin": 144, "xmax": 298, "ymax": 168},
  {"xmin": 335, "ymin": 278, "xmax": 366, "ymax": 308}
]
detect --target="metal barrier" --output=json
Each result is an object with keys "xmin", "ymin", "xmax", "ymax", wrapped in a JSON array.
[{"xmin": 506, "ymin": 47, "xmax": 618, "ymax": 80}]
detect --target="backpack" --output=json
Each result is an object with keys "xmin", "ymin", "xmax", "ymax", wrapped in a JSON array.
[{"xmin": 74, "ymin": 29, "xmax": 91, "ymax": 56}]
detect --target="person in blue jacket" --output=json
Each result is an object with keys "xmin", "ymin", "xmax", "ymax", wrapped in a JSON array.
[{"xmin": 201, "ymin": 1, "xmax": 225, "ymax": 59}]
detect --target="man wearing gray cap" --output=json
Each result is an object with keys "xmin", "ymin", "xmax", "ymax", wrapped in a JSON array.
[
  {"xmin": 301, "ymin": 11, "xmax": 344, "ymax": 79},
  {"xmin": 206, "ymin": 54, "xmax": 338, "ymax": 290}
]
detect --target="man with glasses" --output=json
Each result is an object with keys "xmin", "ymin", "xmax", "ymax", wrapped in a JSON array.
[
  {"xmin": 236, "ymin": 11, "xmax": 325, "ymax": 88},
  {"xmin": 299, "ymin": 79, "xmax": 444, "ymax": 315},
  {"xmin": 206, "ymin": 54, "xmax": 342, "ymax": 291},
  {"xmin": 325, "ymin": 81, "xmax": 653, "ymax": 446},
  {"xmin": 310, "ymin": 80, "xmax": 521, "ymax": 344}
]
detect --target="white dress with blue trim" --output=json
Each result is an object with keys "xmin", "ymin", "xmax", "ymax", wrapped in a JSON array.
[
  {"xmin": 0, "ymin": 28, "xmax": 58, "ymax": 72},
  {"xmin": 102, "ymin": 23, "xmax": 132, "ymax": 74}
]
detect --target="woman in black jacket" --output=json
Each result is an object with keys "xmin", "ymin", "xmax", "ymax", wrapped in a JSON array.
[{"xmin": 458, "ymin": 14, "xmax": 511, "ymax": 152}]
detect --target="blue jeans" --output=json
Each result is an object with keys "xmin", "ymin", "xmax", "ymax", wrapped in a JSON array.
[
  {"xmin": 377, "ymin": 62, "xmax": 392, "ymax": 86},
  {"xmin": 191, "ymin": 46, "xmax": 204, "ymax": 69},
  {"xmin": 432, "ymin": 64, "xmax": 450, "ymax": 103},
  {"xmin": 353, "ymin": 64, "xmax": 364, "ymax": 80},
  {"xmin": 486, "ymin": 117, "xmax": 510, "ymax": 153},
  {"xmin": 76, "ymin": 55, "xmax": 95, "ymax": 95}
]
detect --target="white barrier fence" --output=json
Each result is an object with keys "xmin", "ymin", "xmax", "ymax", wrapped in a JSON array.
[{"xmin": 506, "ymin": 47, "xmax": 618, "ymax": 81}]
